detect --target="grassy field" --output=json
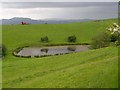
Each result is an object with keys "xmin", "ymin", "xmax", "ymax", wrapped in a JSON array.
[
  {"xmin": 3, "ymin": 19, "xmax": 117, "ymax": 49},
  {"xmin": 2, "ymin": 19, "xmax": 118, "ymax": 88}
]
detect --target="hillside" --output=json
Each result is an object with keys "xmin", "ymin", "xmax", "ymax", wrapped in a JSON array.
[
  {"xmin": 1, "ymin": 17, "xmax": 92, "ymax": 25},
  {"xmin": 3, "ymin": 47, "xmax": 118, "ymax": 88},
  {"xmin": 2, "ymin": 18, "xmax": 118, "ymax": 88}
]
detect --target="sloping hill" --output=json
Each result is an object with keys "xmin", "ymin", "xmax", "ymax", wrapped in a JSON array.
[
  {"xmin": 2, "ymin": 18, "xmax": 118, "ymax": 88},
  {"xmin": 3, "ymin": 47, "xmax": 118, "ymax": 88}
]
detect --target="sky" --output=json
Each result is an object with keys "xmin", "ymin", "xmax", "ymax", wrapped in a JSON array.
[
  {"xmin": 0, "ymin": 0, "xmax": 119, "ymax": 2},
  {"xmin": 0, "ymin": 1, "xmax": 119, "ymax": 20}
]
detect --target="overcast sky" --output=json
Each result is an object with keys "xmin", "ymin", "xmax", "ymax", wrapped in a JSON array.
[
  {"xmin": 0, "ymin": 0, "xmax": 119, "ymax": 2},
  {"xmin": 0, "ymin": 2, "xmax": 118, "ymax": 20}
]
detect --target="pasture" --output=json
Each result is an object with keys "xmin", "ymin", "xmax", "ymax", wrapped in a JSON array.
[{"xmin": 2, "ymin": 19, "xmax": 118, "ymax": 88}]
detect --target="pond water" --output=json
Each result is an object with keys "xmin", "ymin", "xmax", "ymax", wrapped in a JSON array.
[{"xmin": 17, "ymin": 45, "xmax": 90, "ymax": 57}]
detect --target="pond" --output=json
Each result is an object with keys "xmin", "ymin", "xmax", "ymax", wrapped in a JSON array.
[
  {"xmin": 17, "ymin": 45, "xmax": 89, "ymax": 57},
  {"xmin": 16, "ymin": 45, "xmax": 90, "ymax": 57}
]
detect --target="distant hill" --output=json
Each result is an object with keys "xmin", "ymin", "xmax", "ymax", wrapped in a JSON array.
[{"xmin": 0, "ymin": 17, "xmax": 93, "ymax": 25}]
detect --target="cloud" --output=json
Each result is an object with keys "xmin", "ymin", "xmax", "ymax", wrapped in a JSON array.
[
  {"xmin": 1, "ymin": 8, "xmax": 63, "ymax": 19},
  {"xmin": 2, "ymin": 2, "xmax": 117, "ymax": 9},
  {"xmin": 0, "ymin": 2, "xmax": 118, "ymax": 19},
  {"xmin": 1, "ymin": 0, "xmax": 119, "ymax": 2}
]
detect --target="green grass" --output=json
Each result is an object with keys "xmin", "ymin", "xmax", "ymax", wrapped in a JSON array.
[
  {"xmin": 3, "ymin": 19, "xmax": 117, "ymax": 50},
  {"xmin": 2, "ymin": 18, "xmax": 118, "ymax": 88},
  {"xmin": 3, "ymin": 47, "xmax": 118, "ymax": 88}
]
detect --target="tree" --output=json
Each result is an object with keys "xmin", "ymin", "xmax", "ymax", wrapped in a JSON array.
[
  {"xmin": 1, "ymin": 44, "xmax": 7, "ymax": 57},
  {"xmin": 41, "ymin": 36, "xmax": 49, "ymax": 43},
  {"xmin": 107, "ymin": 23, "xmax": 120, "ymax": 46},
  {"xmin": 91, "ymin": 32, "xmax": 111, "ymax": 49},
  {"xmin": 67, "ymin": 35, "xmax": 76, "ymax": 42}
]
